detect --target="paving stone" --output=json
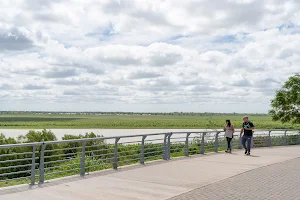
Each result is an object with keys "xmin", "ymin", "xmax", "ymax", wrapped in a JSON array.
[{"xmin": 168, "ymin": 157, "xmax": 300, "ymax": 200}]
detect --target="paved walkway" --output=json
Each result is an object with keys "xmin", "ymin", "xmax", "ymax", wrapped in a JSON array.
[
  {"xmin": 168, "ymin": 156, "xmax": 300, "ymax": 200},
  {"xmin": 0, "ymin": 146, "xmax": 300, "ymax": 200}
]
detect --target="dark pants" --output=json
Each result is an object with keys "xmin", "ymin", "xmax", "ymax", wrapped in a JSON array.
[
  {"xmin": 242, "ymin": 135, "xmax": 252, "ymax": 152},
  {"xmin": 226, "ymin": 137, "xmax": 232, "ymax": 150}
]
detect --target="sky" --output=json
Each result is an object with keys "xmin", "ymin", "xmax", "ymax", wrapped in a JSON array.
[{"xmin": 0, "ymin": 0, "xmax": 299, "ymax": 113}]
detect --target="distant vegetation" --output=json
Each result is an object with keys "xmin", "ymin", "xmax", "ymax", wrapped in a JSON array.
[
  {"xmin": 0, "ymin": 112, "xmax": 299, "ymax": 129},
  {"xmin": 0, "ymin": 111, "xmax": 269, "ymax": 116}
]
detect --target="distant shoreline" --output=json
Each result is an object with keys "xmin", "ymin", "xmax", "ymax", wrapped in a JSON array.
[
  {"xmin": 0, "ymin": 111, "xmax": 269, "ymax": 116},
  {"xmin": 0, "ymin": 113, "xmax": 298, "ymax": 130}
]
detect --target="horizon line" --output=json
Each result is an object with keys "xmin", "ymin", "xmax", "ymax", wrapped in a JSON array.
[{"xmin": 0, "ymin": 111, "xmax": 269, "ymax": 115}]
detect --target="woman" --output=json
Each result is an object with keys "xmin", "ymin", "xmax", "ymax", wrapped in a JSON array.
[{"xmin": 223, "ymin": 119, "xmax": 235, "ymax": 153}]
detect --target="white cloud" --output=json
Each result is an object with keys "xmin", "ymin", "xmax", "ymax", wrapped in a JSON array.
[{"xmin": 0, "ymin": 0, "xmax": 300, "ymax": 112}]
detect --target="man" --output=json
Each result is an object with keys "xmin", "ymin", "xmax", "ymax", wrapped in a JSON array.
[{"xmin": 240, "ymin": 115, "xmax": 255, "ymax": 155}]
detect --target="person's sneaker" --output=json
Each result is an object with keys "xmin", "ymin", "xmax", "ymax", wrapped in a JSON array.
[
  {"xmin": 246, "ymin": 152, "xmax": 250, "ymax": 156},
  {"xmin": 229, "ymin": 149, "xmax": 232, "ymax": 153},
  {"xmin": 244, "ymin": 148, "xmax": 247, "ymax": 154},
  {"xmin": 225, "ymin": 150, "xmax": 228, "ymax": 153}
]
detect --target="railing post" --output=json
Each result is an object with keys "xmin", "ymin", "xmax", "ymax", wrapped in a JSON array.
[
  {"xmin": 163, "ymin": 134, "xmax": 168, "ymax": 160},
  {"xmin": 214, "ymin": 132, "xmax": 220, "ymax": 153},
  {"xmin": 239, "ymin": 136, "xmax": 242, "ymax": 149},
  {"xmin": 39, "ymin": 143, "xmax": 46, "ymax": 184},
  {"xmin": 284, "ymin": 131, "xmax": 287, "ymax": 146},
  {"xmin": 30, "ymin": 145, "xmax": 37, "ymax": 185},
  {"xmin": 268, "ymin": 131, "xmax": 271, "ymax": 147},
  {"xmin": 200, "ymin": 133, "xmax": 206, "ymax": 154},
  {"xmin": 167, "ymin": 133, "xmax": 172, "ymax": 160},
  {"xmin": 80, "ymin": 141, "xmax": 87, "ymax": 177},
  {"xmin": 113, "ymin": 137, "xmax": 120, "ymax": 170},
  {"xmin": 184, "ymin": 133, "xmax": 191, "ymax": 156},
  {"xmin": 251, "ymin": 131, "xmax": 254, "ymax": 148},
  {"xmin": 140, "ymin": 135, "xmax": 147, "ymax": 164}
]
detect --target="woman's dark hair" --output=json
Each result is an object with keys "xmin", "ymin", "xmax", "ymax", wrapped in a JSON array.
[{"xmin": 226, "ymin": 120, "xmax": 231, "ymax": 127}]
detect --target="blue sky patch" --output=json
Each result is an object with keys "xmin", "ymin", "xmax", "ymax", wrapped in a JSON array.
[
  {"xmin": 212, "ymin": 35, "xmax": 237, "ymax": 43},
  {"xmin": 277, "ymin": 23, "xmax": 296, "ymax": 30}
]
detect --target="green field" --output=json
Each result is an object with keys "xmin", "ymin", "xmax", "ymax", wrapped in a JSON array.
[{"xmin": 0, "ymin": 113, "xmax": 299, "ymax": 129}]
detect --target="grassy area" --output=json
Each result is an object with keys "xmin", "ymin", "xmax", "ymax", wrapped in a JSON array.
[{"xmin": 0, "ymin": 113, "xmax": 298, "ymax": 129}]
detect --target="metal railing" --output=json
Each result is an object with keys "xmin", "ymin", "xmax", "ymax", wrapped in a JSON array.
[{"xmin": 0, "ymin": 129, "xmax": 299, "ymax": 187}]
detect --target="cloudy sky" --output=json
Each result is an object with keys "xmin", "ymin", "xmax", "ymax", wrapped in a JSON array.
[{"xmin": 0, "ymin": 0, "xmax": 299, "ymax": 113}]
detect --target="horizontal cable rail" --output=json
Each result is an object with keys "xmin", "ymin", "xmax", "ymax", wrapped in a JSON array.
[{"xmin": 0, "ymin": 129, "xmax": 299, "ymax": 187}]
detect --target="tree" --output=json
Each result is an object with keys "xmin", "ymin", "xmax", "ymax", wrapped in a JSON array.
[
  {"xmin": 269, "ymin": 74, "xmax": 300, "ymax": 124},
  {"xmin": 17, "ymin": 129, "xmax": 57, "ymax": 143},
  {"xmin": 17, "ymin": 129, "xmax": 60, "ymax": 166},
  {"xmin": 61, "ymin": 132, "xmax": 106, "ymax": 157}
]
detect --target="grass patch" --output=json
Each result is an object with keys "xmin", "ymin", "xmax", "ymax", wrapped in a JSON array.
[{"xmin": 0, "ymin": 114, "xmax": 299, "ymax": 129}]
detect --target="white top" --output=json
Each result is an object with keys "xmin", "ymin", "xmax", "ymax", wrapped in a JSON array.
[{"xmin": 224, "ymin": 125, "xmax": 234, "ymax": 138}]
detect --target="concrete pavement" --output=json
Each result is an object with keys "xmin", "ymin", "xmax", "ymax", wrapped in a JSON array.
[{"xmin": 1, "ymin": 146, "xmax": 299, "ymax": 200}]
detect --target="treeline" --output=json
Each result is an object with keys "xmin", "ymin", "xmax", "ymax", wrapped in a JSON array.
[{"xmin": 0, "ymin": 111, "xmax": 268, "ymax": 116}]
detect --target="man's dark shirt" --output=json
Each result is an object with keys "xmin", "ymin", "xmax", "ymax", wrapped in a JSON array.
[{"xmin": 242, "ymin": 121, "xmax": 255, "ymax": 136}]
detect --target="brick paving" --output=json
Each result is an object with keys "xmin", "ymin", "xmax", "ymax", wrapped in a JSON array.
[{"xmin": 168, "ymin": 157, "xmax": 300, "ymax": 200}]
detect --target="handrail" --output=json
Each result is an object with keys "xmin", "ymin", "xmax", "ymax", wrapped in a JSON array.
[
  {"xmin": 1, "ymin": 129, "xmax": 299, "ymax": 148},
  {"xmin": 0, "ymin": 130, "xmax": 216, "ymax": 148}
]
